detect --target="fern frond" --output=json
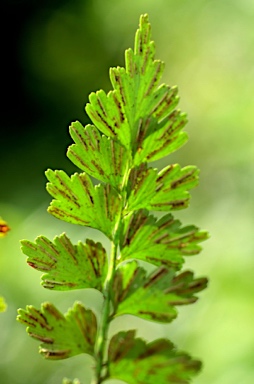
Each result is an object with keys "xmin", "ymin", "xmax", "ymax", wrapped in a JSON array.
[{"xmin": 18, "ymin": 13, "xmax": 208, "ymax": 384}]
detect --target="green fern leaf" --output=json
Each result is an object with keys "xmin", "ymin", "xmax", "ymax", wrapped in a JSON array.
[
  {"xmin": 125, "ymin": 164, "xmax": 199, "ymax": 213},
  {"xmin": 150, "ymin": 164, "xmax": 199, "ymax": 211},
  {"xmin": 85, "ymin": 88, "xmax": 131, "ymax": 149},
  {"xmin": 67, "ymin": 121, "xmax": 130, "ymax": 189},
  {"xmin": 133, "ymin": 111, "xmax": 188, "ymax": 165},
  {"xmin": 86, "ymin": 14, "xmax": 187, "ymax": 162},
  {"xmin": 46, "ymin": 169, "xmax": 121, "ymax": 239},
  {"xmin": 108, "ymin": 330, "xmax": 201, "ymax": 384},
  {"xmin": 125, "ymin": 164, "xmax": 158, "ymax": 211},
  {"xmin": 21, "ymin": 234, "xmax": 107, "ymax": 291},
  {"xmin": 119, "ymin": 210, "xmax": 208, "ymax": 268},
  {"xmin": 17, "ymin": 302, "xmax": 97, "ymax": 359},
  {"xmin": 112, "ymin": 261, "xmax": 207, "ymax": 323}
]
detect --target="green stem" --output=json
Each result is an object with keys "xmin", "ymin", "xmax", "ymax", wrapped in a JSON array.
[
  {"xmin": 93, "ymin": 164, "xmax": 131, "ymax": 383},
  {"xmin": 94, "ymin": 240, "xmax": 117, "ymax": 383}
]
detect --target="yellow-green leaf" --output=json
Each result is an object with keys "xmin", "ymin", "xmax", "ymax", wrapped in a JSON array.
[
  {"xmin": 46, "ymin": 169, "xmax": 121, "ymax": 239},
  {"xmin": 17, "ymin": 302, "xmax": 97, "ymax": 360},
  {"xmin": 21, "ymin": 234, "xmax": 107, "ymax": 291}
]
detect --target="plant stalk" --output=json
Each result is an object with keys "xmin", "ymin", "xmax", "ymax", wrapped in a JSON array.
[
  {"xmin": 93, "ymin": 165, "xmax": 130, "ymax": 384},
  {"xmin": 93, "ymin": 239, "xmax": 117, "ymax": 383}
]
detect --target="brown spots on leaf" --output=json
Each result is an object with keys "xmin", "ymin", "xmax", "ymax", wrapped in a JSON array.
[
  {"xmin": 153, "ymin": 232, "xmax": 170, "ymax": 244},
  {"xmin": 102, "ymin": 184, "xmax": 110, "ymax": 219},
  {"xmin": 44, "ymin": 303, "xmax": 65, "ymax": 321},
  {"xmin": 27, "ymin": 307, "xmax": 53, "ymax": 331},
  {"xmin": 48, "ymin": 206, "xmax": 90, "ymax": 225},
  {"xmin": 140, "ymin": 339, "xmax": 171, "ymax": 360},
  {"xmin": 138, "ymin": 310, "xmax": 170, "ymax": 322},
  {"xmin": 59, "ymin": 234, "xmax": 78, "ymax": 263},
  {"xmin": 109, "ymin": 330, "xmax": 136, "ymax": 363},
  {"xmin": 85, "ymin": 239, "xmax": 106, "ymax": 282},
  {"xmin": 164, "ymin": 271, "xmax": 208, "ymax": 300},
  {"xmin": 28, "ymin": 332, "xmax": 54, "ymax": 344},
  {"xmin": 27, "ymin": 261, "xmax": 53, "ymax": 271},
  {"xmin": 128, "ymin": 164, "xmax": 153, "ymax": 200},
  {"xmin": 17, "ymin": 317, "xmax": 37, "ymax": 328},
  {"xmin": 79, "ymin": 175, "xmax": 94, "ymax": 205},
  {"xmin": 170, "ymin": 169, "xmax": 197, "ymax": 189},
  {"xmin": 40, "ymin": 348, "xmax": 71, "ymax": 359},
  {"xmin": 125, "ymin": 48, "xmax": 135, "ymax": 77},
  {"xmin": 143, "ymin": 267, "xmax": 168, "ymax": 288},
  {"xmin": 141, "ymin": 45, "xmax": 151, "ymax": 74},
  {"xmin": 79, "ymin": 305, "xmax": 97, "ymax": 347},
  {"xmin": 112, "ymin": 92, "xmax": 125, "ymax": 126},
  {"xmin": 145, "ymin": 255, "xmax": 180, "ymax": 269},
  {"xmin": 87, "ymin": 107, "xmax": 116, "ymax": 137},
  {"xmin": 156, "ymin": 164, "xmax": 174, "ymax": 183},
  {"xmin": 97, "ymin": 94, "xmax": 107, "ymax": 117},
  {"xmin": 119, "ymin": 267, "xmax": 142, "ymax": 304},
  {"xmin": 42, "ymin": 280, "xmax": 77, "ymax": 289},
  {"xmin": 144, "ymin": 61, "xmax": 163, "ymax": 96},
  {"xmin": 151, "ymin": 199, "xmax": 188, "ymax": 209},
  {"xmin": 146, "ymin": 138, "xmax": 173, "ymax": 162},
  {"xmin": 152, "ymin": 87, "xmax": 178, "ymax": 119},
  {"xmin": 71, "ymin": 126, "xmax": 89, "ymax": 150},
  {"xmin": 68, "ymin": 149, "xmax": 94, "ymax": 175},
  {"xmin": 136, "ymin": 118, "xmax": 150, "ymax": 148},
  {"xmin": 168, "ymin": 298, "xmax": 197, "ymax": 306},
  {"xmin": 122, "ymin": 211, "xmax": 148, "ymax": 248},
  {"xmin": 53, "ymin": 173, "xmax": 81, "ymax": 209}
]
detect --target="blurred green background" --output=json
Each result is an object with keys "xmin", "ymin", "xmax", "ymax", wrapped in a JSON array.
[{"xmin": 1, "ymin": 0, "xmax": 254, "ymax": 383}]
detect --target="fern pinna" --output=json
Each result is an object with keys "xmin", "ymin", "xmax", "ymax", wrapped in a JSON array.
[{"xmin": 17, "ymin": 14, "xmax": 208, "ymax": 384}]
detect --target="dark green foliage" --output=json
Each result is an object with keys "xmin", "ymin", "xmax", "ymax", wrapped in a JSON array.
[
  {"xmin": 112, "ymin": 261, "xmax": 207, "ymax": 322},
  {"xmin": 17, "ymin": 14, "xmax": 208, "ymax": 384},
  {"xmin": 108, "ymin": 330, "xmax": 201, "ymax": 384},
  {"xmin": 119, "ymin": 210, "xmax": 208, "ymax": 269}
]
